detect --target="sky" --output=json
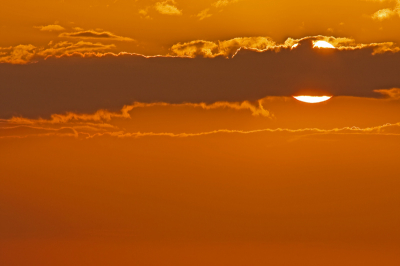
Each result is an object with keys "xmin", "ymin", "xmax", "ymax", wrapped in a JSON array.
[{"xmin": 1, "ymin": 1, "xmax": 400, "ymax": 265}]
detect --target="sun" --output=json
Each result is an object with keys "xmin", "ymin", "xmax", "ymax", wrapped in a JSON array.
[
  {"xmin": 293, "ymin": 95, "xmax": 332, "ymax": 103},
  {"xmin": 313, "ymin": 41, "xmax": 335, "ymax": 49}
]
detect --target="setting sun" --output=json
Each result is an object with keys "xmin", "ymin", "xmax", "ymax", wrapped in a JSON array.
[
  {"xmin": 2, "ymin": 1, "xmax": 400, "ymax": 266},
  {"xmin": 293, "ymin": 95, "xmax": 332, "ymax": 103},
  {"xmin": 313, "ymin": 41, "xmax": 335, "ymax": 49}
]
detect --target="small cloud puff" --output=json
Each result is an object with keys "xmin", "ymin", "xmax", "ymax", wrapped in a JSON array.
[
  {"xmin": 139, "ymin": 8, "xmax": 152, "ymax": 19},
  {"xmin": 372, "ymin": 8, "xmax": 397, "ymax": 20},
  {"xmin": 154, "ymin": 0, "xmax": 182, "ymax": 15},
  {"xmin": 370, "ymin": 0, "xmax": 400, "ymax": 20},
  {"xmin": 197, "ymin": 9, "xmax": 212, "ymax": 20},
  {"xmin": 34, "ymin": 24, "xmax": 66, "ymax": 31}
]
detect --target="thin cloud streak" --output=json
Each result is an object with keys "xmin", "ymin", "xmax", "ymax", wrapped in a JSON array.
[
  {"xmin": 212, "ymin": 0, "xmax": 239, "ymax": 8},
  {"xmin": 374, "ymin": 88, "xmax": 400, "ymax": 99},
  {"xmin": 59, "ymin": 30, "xmax": 135, "ymax": 42},
  {"xmin": 34, "ymin": 24, "xmax": 66, "ymax": 31},
  {"xmin": 2, "ymin": 122, "xmax": 400, "ymax": 139},
  {"xmin": 2, "ymin": 100, "xmax": 270, "ymax": 127},
  {"xmin": 1, "ymin": 98, "xmax": 400, "ymax": 139}
]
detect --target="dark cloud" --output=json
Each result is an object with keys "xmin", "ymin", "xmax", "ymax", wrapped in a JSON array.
[{"xmin": 0, "ymin": 38, "xmax": 400, "ymax": 118}]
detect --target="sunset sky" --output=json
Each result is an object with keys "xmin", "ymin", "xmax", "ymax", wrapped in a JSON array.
[{"xmin": 1, "ymin": 1, "xmax": 400, "ymax": 265}]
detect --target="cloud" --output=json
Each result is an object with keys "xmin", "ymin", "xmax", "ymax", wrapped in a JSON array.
[
  {"xmin": 218, "ymin": 37, "xmax": 277, "ymax": 56},
  {"xmin": 93, "ymin": 122, "xmax": 400, "ymax": 139},
  {"xmin": 4, "ymin": 100, "xmax": 269, "ymax": 126},
  {"xmin": 286, "ymin": 36, "xmax": 400, "ymax": 54},
  {"xmin": 0, "ymin": 41, "xmax": 115, "ymax": 64},
  {"xmin": 139, "ymin": 8, "xmax": 152, "ymax": 19},
  {"xmin": 3, "ymin": 116, "xmax": 400, "ymax": 139},
  {"xmin": 0, "ymin": 44, "xmax": 37, "ymax": 64},
  {"xmin": 59, "ymin": 30, "xmax": 135, "ymax": 42},
  {"xmin": 196, "ymin": 0, "xmax": 239, "ymax": 20},
  {"xmin": 170, "ymin": 37, "xmax": 276, "ymax": 58},
  {"xmin": 3, "ymin": 96, "xmax": 400, "ymax": 139},
  {"xmin": 34, "ymin": 24, "xmax": 66, "ymax": 31},
  {"xmin": 197, "ymin": 9, "xmax": 212, "ymax": 20},
  {"xmin": 170, "ymin": 35, "xmax": 397, "ymax": 59},
  {"xmin": 285, "ymin": 36, "xmax": 356, "ymax": 48},
  {"xmin": 154, "ymin": 0, "xmax": 182, "ymax": 15},
  {"xmin": 1, "ymin": 36, "xmax": 400, "ymax": 118},
  {"xmin": 0, "ymin": 125, "xmax": 78, "ymax": 139},
  {"xmin": 374, "ymin": 88, "xmax": 400, "ymax": 99},
  {"xmin": 212, "ymin": 0, "xmax": 239, "ymax": 8},
  {"xmin": 37, "ymin": 41, "xmax": 116, "ymax": 57},
  {"xmin": 7, "ymin": 105, "xmax": 133, "ymax": 126},
  {"xmin": 370, "ymin": 0, "xmax": 400, "ymax": 20},
  {"xmin": 170, "ymin": 40, "xmax": 219, "ymax": 57},
  {"xmin": 0, "ymin": 99, "xmax": 271, "ymax": 138},
  {"xmin": 128, "ymin": 101, "xmax": 270, "ymax": 117},
  {"xmin": 372, "ymin": 8, "xmax": 397, "ymax": 20}
]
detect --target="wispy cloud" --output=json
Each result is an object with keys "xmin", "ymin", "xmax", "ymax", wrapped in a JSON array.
[
  {"xmin": 170, "ymin": 36, "xmax": 388, "ymax": 59},
  {"xmin": 139, "ymin": 8, "xmax": 152, "ymax": 19},
  {"xmin": 196, "ymin": 0, "xmax": 239, "ymax": 20},
  {"xmin": 212, "ymin": 0, "xmax": 239, "ymax": 8},
  {"xmin": 170, "ymin": 37, "xmax": 276, "ymax": 58},
  {"xmin": 0, "ymin": 44, "xmax": 37, "ymax": 64},
  {"xmin": 370, "ymin": 0, "xmax": 400, "ymax": 20},
  {"xmin": 0, "ymin": 41, "xmax": 115, "ymax": 64},
  {"xmin": 3, "ymin": 114, "xmax": 400, "ymax": 140},
  {"xmin": 99, "ymin": 123, "xmax": 400, "ymax": 139},
  {"xmin": 154, "ymin": 0, "xmax": 182, "ymax": 15},
  {"xmin": 0, "ymin": 100, "xmax": 270, "ymax": 138},
  {"xmin": 374, "ymin": 88, "xmax": 400, "ymax": 99},
  {"xmin": 34, "ymin": 24, "xmax": 66, "ymax": 32},
  {"xmin": 59, "ymin": 30, "xmax": 135, "ymax": 42},
  {"xmin": 197, "ymin": 8, "xmax": 212, "ymax": 20},
  {"xmin": 37, "ymin": 41, "xmax": 116, "ymax": 57},
  {"xmin": 372, "ymin": 8, "xmax": 397, "ymax": 20}
]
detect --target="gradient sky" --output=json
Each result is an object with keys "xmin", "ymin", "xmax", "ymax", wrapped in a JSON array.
[{"xmin": 1, "ymin": 1, "xmax": 400, "ymax": 266}]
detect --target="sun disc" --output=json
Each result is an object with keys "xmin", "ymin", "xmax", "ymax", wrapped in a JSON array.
[
  {"xmin": 293, "ymin": 95, "xmax": 332, "ymax": 103},
  {"xmin": 313, "ymin": 41, "xmax": 335, "ymax": 49}
]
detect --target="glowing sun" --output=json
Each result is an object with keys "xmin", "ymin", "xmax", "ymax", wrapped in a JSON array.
[
  {"xmin": 293, "ymin": 96, "xmax": 332, "ymax": 103},
  {"xmin": 313, "ymin": 41, "xmax": 335, "ymax": 49}
]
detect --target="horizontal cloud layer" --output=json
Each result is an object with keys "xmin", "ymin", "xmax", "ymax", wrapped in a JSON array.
[
  {"xmin": 0, "ymin": 36, "xmax": 400, "ymax": 118},
  {"xmin": 2, "ymin": 95, "xmax": 400, "ymax": 140},
  {"xmin": 0, "ymin": 41, "xmax": 115, "ymax": 64}
]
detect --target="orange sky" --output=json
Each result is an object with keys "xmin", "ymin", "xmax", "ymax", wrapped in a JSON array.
[
  {"xmin": 1, "ymin": 0, "xmax": 400, "ymax": 56},
  {"xmin": 1, "ymin": 1, "xmax": 400, "ymax": 265}
]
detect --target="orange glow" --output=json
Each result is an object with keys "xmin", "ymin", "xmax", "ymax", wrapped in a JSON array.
[
  {"xmin": 313, "ymin": 41, "xmax": 335, "ymax": 49},
  {"xmin": 3, "ymin": 1, "xmax": 400, "ymax": 265},
  {"xmin": 293, "ymin": 95, "xmax": 332, "ymax": 103}
]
